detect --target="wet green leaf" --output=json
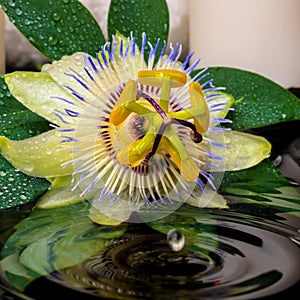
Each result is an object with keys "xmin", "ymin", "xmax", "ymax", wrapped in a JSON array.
[
  {"xmin": 193, "ymin": 67, "xmax": 300, "ymax": 130},
  {"xmin": 0, "ymin": 0, "xmax": 105, "ymax": 61},
  {"xmin": 220, "ymin": 159, "xmax": 300, "ymax": 216},
  {"xmin": 1, "ymin": 202, "xmax": 127, "ymax": 291},
  {"xmin": 0, "ymin": 157, "xmax": 50, "ymax": 210},
  {"xmin": 108, "ymin": 0, "xmax": 169, "ymax": 58},
  {"xmin": 0, "ymin": 77, "xmax": 51, "ymax": 210}
]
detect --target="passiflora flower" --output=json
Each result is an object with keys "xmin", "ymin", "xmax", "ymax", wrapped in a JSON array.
[{"xmin": 0, "ymin": 33, "xmax": 271, "ymax": 224}]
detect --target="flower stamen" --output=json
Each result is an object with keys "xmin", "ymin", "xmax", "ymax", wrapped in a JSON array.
[{"xmin": 108, "ymin": 69, "xmax": 210, "ymax": 182}]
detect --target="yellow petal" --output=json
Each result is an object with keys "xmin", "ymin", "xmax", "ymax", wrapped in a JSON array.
[
  {"xmin": 204, "ymin": 130, "xmax": 271, "ymax": 171},
  {"xmin": 0, "ymin": 129, "xmax": 73, "ymax": 177},
  {"xmin": 5, "ymin": 72, "xmax": 80, "ymax": 126},
  {"xmin": 186, "ymin": 188, "xmax": 228, "ymax": 209},
  {"xmin": 42, "ymin": 52, "xmax": 101, "ymax": 106},
  {"xmin": 37, "ymin": 176, "xmax": 83, "ymax": 209},
  {"xmin": 206, "ymin": 91, "xmax": 235, "ymax": 121}
]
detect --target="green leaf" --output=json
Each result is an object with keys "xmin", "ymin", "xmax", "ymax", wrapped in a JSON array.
[
  {"xmin": 220, "ymin": 159, "xmax": 300, "ymax": 216},
  {"xmin": 108, "ymin": 0, "xmax": 169, "ymax": 57},
  {"xmin": 1, "ymin": 202, "xmax": 127, "ymax": 291},
  {"xmin": 194, "ymin": 67, "xmax": 300, "ymax": 130},
  {"xmin": 0, "ymin": 157, "xmax": 50, "ymax": 210},
  {"xmin": 0, "ymin": 0, "xmax": 105, "ymax": 61},
  {"xmin": 0, "ymin": 77, "xmax": 51, "ymax": 210}
]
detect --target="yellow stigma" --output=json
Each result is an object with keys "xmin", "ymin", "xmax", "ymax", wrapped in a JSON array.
[
  {"xmin": 138, "ymin": 69, "xmax": 187, "ymax": 88},
  {"xmin": 138, "ymin": 69, "xmax": 187, "ymax": 112}
]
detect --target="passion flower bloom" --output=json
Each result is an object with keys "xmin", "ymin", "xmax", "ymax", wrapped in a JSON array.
[{"xmin": 0, "ymin": 33, "xmax": 271, "ymax": 224}]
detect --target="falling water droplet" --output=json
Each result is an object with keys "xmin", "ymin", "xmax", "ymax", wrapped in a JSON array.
[{"xmin": 167, "ymin": 229, "xmax": 185, "ymax": 252}]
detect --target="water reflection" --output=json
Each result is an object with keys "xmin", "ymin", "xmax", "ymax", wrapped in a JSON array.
[{"xmin": 0, "ymin": 203, "xmax": 299, "ymax": 299}]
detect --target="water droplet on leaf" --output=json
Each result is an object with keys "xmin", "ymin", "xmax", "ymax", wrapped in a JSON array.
[
  {"xmin": 52, "ymin": 13, "xmax": 61, "ymax": 21},
  {"xmin": 48, "ymin": 36, "xmax": 58, "ymax": 46},
  {"xmin": 20, "ymin": 194, "xmax": 27, "ymax": 200},
  {"xmin": 8, "ymin": 0, "xmax": 16, "ymax": 7},
  {"xmin": 15, "ymin": 8, "xmax": 23, "ymax": 16}
]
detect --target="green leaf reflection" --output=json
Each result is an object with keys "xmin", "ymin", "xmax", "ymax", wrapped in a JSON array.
[
  {"xmin": 221, "ymin": 160, "xmax": 300, "ymax": 217},
  {"xmin": 1, "ymin": 202, "xmax": 127, "ymax": 291}
]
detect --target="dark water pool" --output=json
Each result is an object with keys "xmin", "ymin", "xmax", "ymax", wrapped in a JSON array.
[{"xmin": 0, "ymin": 201, "xmax": 299, "ymax": 300}]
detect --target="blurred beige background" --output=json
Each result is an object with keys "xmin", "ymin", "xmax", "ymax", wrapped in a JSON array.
[{"xmin": 189, "ymin": 0, "xmax": 300, "ymax": 88}]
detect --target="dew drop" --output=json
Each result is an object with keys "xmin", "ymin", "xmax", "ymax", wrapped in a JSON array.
[
  {"xmin": 22, "ymin": 161, "xmax": 34, "ymax": 173},
  {"xmin": 8, "ymin": 0, "xmax": 16, "ymax": 7},
  {"xmin": 163, "ymin": 23, "xmax": 168, "ymax": 34},
  {"xmin": 24, "ymin": 18, "xmax": 31, "ymax": 25},
  {"xmin": 15, "ymin": 8, "xmax": 23, "ymax": 16},
  {"xmin": 167, "ymin": 229, "xmax": 185, "ymax": 252},
  {"xmin": 0, "ymin": 171, "xmax": 6, "ymax": 177},
  {"xmin": 224, "ymin": 135, "xmax": 231, "ymax": 144},
  {"xmin": 48, "ymin": 36, "xmax": 58, "ymax": 46},
  {"xmin": 52, "ymin": 12, "xmax": 61, "ymax": 21},
  {"xmin": 20, "ymin": 195, "xmax": 27, "ymax": 201}
]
